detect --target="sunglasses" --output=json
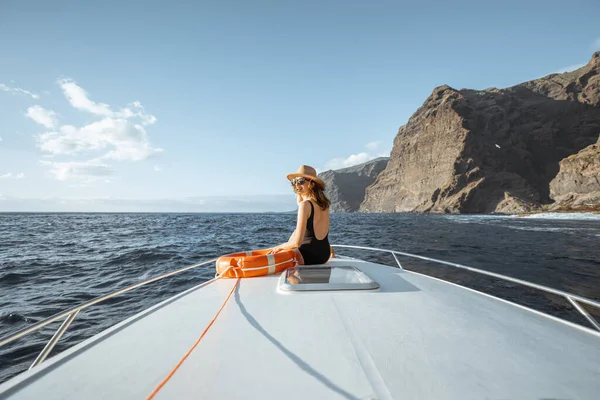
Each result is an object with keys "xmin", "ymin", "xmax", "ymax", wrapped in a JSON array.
[{"xmin": 290, "ymin": 177, "xmax": 311, "ymax": 185}]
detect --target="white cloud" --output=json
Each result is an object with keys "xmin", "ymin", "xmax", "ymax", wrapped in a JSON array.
[
  {"xmin": 0, "ymin": 136, "xmax": 2, "ymax": 142},
  {"xmin": 323, "ymin": 142, "xmax": 390, "ymax": 171},
  {"xmin": 38, "ymin": 118, "xmax": 163, "ymax": 161},
  {"xmin": 40, "ymin": 160, "xmax": 113, "ymax": 182},
  {"xmin": 554, "ymin": 63, "xmax": 586, "ymax": 74},
  {"xmin": 58, "ymin": 78, "xmax": 113, "ymax": 116},
  {"xmin": 57, "ymin": 79, "xmax": 157, "ymax": 125},
  {"xmin": 0, "ymin": 83, "xmax": 40, "ymax": 99},
  {"xmin": 26, "ymin": 105, "xmax": 58, "ymax": 128},
  {"xmin": 0, "ymin": 172, "xmax": 25, "ymax": 180},
  {"xmin": 551, "ymin": 38, "xmax": 600, "ymax": 75},
  {"xmin": 12, "ymin": 77, "xmax": 162, "ymax": 182},
  {"xmin": 130, "ymin": 101, "xmax": 157, "ymax": 126},
  {"xmin": 154, "ymin": 165, "xmax": 162, "ymax": 172},
  {"xmin": 324, "ymin": 152, "xmax": 376, "ymax": 170},
  {"xmin": 365, "ymin": 141, "xmax": 380, "ymax": 151}
]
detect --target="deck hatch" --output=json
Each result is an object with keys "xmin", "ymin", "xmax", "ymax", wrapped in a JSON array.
[{"xmin": 279, "ymin": 266, "xmax": 379, "ymax": 291}]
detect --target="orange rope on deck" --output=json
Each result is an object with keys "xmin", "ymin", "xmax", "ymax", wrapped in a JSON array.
[{"xmin": 146, "ymin": 277, "xmax": 241, "ymax": 400}]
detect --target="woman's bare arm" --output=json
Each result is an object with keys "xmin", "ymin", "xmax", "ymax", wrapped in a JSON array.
[{"xmin": 270, "ymin": 201, "xmax": 310, "ymax": 252}]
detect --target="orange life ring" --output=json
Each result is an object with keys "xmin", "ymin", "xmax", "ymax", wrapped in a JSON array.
[{"xmin": 216, "ymin": 248, "xmax": 297, "ymax": 278}]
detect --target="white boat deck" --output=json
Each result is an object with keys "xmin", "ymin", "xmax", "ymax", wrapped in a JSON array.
[{"xmin": 1, "ymin": 257, "xmax": 599, "ymax": 399}]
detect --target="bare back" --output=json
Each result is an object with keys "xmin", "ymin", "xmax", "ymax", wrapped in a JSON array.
[{"xmin": 309, "ymin": 200, "xmax": 329, "ymax": 240}]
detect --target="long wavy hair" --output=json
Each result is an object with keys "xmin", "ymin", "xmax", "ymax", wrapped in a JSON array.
[{"xmin": 308, "ymin": 180, "xmax": 331, "ymax": 210}]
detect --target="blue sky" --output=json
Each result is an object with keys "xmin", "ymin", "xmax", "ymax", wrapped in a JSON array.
[{"xmin": 1, "ymin": 0, "xmax": 599, "ymax": 211}]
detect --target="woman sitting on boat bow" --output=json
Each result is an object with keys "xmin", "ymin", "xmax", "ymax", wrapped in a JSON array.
[{"xmin": 269, "ymin": 165, "xmax": 332, "ymax": 265}]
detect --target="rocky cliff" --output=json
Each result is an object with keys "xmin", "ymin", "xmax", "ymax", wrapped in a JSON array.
[
  {"xmin": 549, "ymin": 135, "xmax": 600, "ymax": 211},
  {"xmin": 319, "ymin": 157, "xmax": 389, "ymax": 212},
  {"xmin": 361, "ymin": 52, "xmax": 600, "ymax": 214}
]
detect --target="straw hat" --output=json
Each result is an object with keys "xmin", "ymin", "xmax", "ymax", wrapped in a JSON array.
[{"xmin": 286, "ymin": 165, "xmax": 325, "ymax": 187}]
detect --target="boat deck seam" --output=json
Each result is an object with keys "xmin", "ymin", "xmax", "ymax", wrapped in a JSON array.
[{"xmin": 330, "ymin": 295, "xmax": 393, "ymax": 400}]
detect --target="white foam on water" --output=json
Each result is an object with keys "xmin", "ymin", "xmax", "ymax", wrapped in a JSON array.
[
  {"xmin": 517, "ymin": 212, "xmax": 600, "ymax": 221},
  {"xmin": 503, "ymin": 226, "xmax": 583, "ymax": 233},
  {"xmin": 440, "ymin": 214, "xmax": 510, "ymax": 223},
  {"xmin": 441, "ymin": 213, "xmax": 600, "ymax": 234}
]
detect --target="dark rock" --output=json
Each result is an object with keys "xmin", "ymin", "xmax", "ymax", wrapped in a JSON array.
[
  {"xmin": 549, "ymin": 135, "xmax": 600, "ymax": 211},
  {"xmin": 361, "ymin": 52, "xmax": 600, "ymax": 214},
  {"xmin": 318, "ymin": 158, "xmax": 389, "ymax": 212}
]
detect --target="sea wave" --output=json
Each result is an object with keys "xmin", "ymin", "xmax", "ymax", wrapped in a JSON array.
[
  {"xmin": 502, "ymin": 225, "xmax": 594, "ymax": 233},
  {"xmin": 516, "ymin": 212, "xmax": 600, "ymax": 220}
]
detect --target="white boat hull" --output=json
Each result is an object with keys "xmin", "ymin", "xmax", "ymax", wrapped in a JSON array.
[{"xmin": 1, "ymin": 257, "xmax": 599, "ymax": 399}]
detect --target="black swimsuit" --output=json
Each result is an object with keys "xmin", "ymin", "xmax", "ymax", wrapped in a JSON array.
[{"xmin": 298, "ymin": 201, "xmax": 330, "ymax": 265}]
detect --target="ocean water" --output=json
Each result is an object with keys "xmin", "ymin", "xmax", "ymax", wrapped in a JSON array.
[{"xmin": 1, "ymin": 212, "xmax": 600, "ymax": 384}]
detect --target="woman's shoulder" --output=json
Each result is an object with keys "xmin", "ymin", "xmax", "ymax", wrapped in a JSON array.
[
  {"xmin": 298, "ymin": 199, "xmax": 313, "ymax": 210},
  {"xmin": 299, "ymin": 199, "xmax": 314, "ymax": 210}
]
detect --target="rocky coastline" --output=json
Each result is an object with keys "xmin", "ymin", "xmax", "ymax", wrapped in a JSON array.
[{"xmin": 320, "ymin": 52, "xmax": 600, "ymax": 215}]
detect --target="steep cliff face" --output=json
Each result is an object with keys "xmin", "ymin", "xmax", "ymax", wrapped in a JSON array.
[
  {"xmin": 361, "ymin": 52, "xmax": 600, "ymax": 213},
  {"xmin": 549, "ymin": 135, "xmax": 600, "ymax": 211},
  {"xmin": 319, "ymin": 157, "xmax": 389, "ymax": 212}
]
